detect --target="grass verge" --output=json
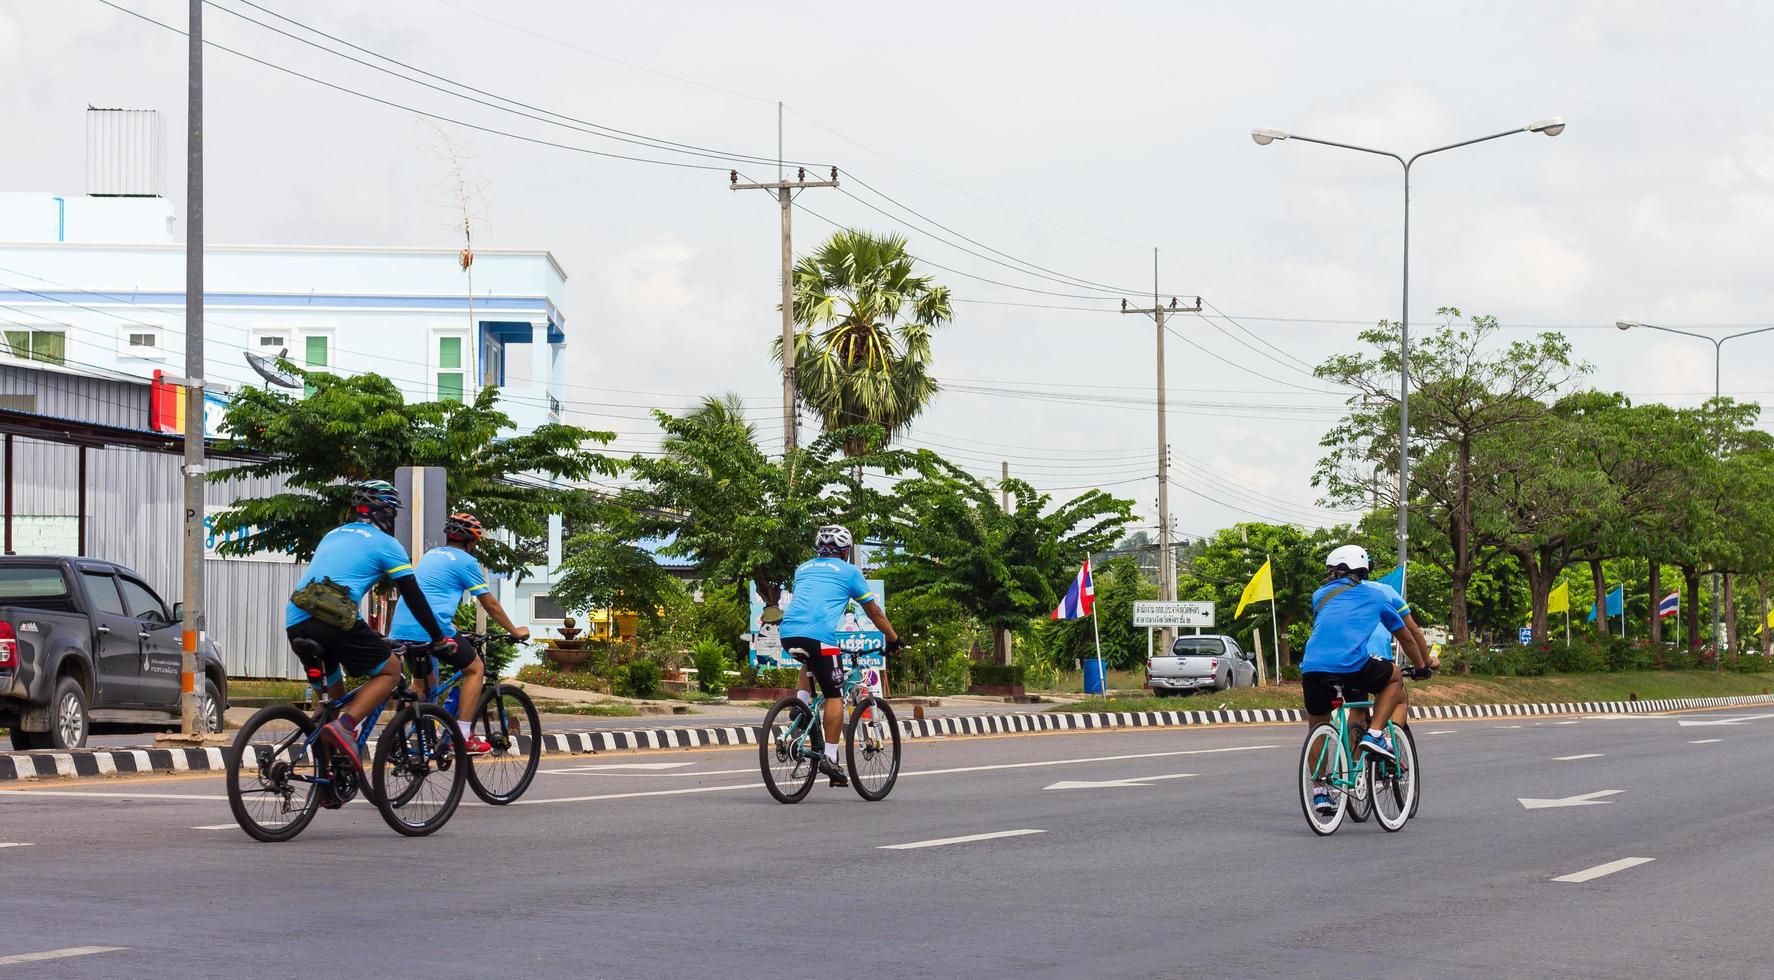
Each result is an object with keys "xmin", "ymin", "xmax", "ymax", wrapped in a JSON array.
[
  {"xmin": 530, "ymin": 699, "xmax": 644, "ymax": 718},
  {"xmin": 1044, "ymin": 670, "xmax": 1774, "ymax": 714}
]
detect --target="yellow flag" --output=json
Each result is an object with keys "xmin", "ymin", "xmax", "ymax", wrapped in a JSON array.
[
  {"xmin": 1235, "ymin": 559, "xmax": 1274, "ymax": 618},
  {"xmin": 1547, "ymin": 581, "xmax": 1570, "ymax": 615}
]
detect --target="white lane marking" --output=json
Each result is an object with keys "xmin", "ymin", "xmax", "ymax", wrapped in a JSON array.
[
  {"xmin": 1689, "ymin": 739, "xmax": 1723, "ymax": 745},
  {"xmin": 192, "ymin": 823, "xmax": 238, "ymax": 831},
  {"xmin": 1519, "ymin": 790, "xmax": 1624, "ymax": 810},
  {"xmin": 0, "ymin": 946, "xmax": 127, "ymax": 966},
  {"xmin": 0, "ymin": 784, "xmax": 228, "ymax": 798},
  {"xmin": 541, "ymin": 766, "xmax": 755, "ymax": 778},
  {"xmin": 0, "ymin": 842, "xmax": 34, "ymax": 848},
  {"xmin": 545, "ymin": 762, "xmax": 694, "ymax": 772},
  {"xmin": 1676, "ymin": 714, "xmax": 1774, "ymax": 727},
  {"xmin": 1552, "ymin": 857, "xmax": 1654, "ymax": 883},
  {"xmin": 880, "ymin": 829, "xmax": 1045, "ymax": 850},
  {"xmin": 1427, "ymin": 730, "xmax": 1459, "ymax": 735},
  {"xmin": 1554, "ymin": 721, "xmax": 1581, "ymax": 726},
  {"xmin": 1494, "ymin": 725, "xmax": 1525, "ymax": 729},
  {"xmin": 1554, "ymin": 753, "xmax": 1603, "ymax": 761},
  {"xmin": 515, "ymin": 745, "xmax": 1276, "ymax": 807},
  {"xmin": 1045, "ymin": 773, "xmax": 1195, "ymax": 791}
]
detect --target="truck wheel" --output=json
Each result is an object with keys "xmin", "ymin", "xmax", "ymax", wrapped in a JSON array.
[
  {"xmin": 9, "ymin": 728, "xmax": 39, "ymax": 751},
  {"xmin": 46, "ymin": 676, "xmax": 89, "ymax": 749},
  {"xmin": 200, "ymin": 679, "xmax": 225, "ymax": 734}
]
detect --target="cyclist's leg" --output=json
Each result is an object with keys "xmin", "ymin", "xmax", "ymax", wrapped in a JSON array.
[
  {"xmin": 1361, "ymin": 660, "xmax": 1404, "ymax": 744},
  {"xmin": 332, "ymin": 622, "xmax": 400, "ymax": 724},
  {"xmin": 432, "ymin": 637, "xmax": 483, "ymax": 724},
  {"xmin": 1299, "ymin": 673, "xmax": 1338, "ymax": 777}
]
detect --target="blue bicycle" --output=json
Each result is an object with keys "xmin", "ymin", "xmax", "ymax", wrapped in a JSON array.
[
  {"xmin": 418, "ymin": 632, "xmax": 542, "ymax": 806},
  {"xmin": 758, "ymin": 649, "xmax": 900, "ymax": 803},
  {"xmin": 225, "ymin": 643, "xmax": 469, "ymax": 842}
]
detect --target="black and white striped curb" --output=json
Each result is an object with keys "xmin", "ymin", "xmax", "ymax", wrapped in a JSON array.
[{"xmin": 5, "ymin": 693, "xmax": 1771, "ymax": 782}]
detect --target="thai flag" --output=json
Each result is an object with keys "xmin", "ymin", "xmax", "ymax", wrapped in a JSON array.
[
  {"xmin": 1052, "ymin": 557, "xmax": 1095, "ymax": 620},
  {"xmin": 1658, "ymin": 592, "xmax": 1680, "ymax": 619}
]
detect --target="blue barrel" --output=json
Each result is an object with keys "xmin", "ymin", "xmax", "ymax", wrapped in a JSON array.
[{"xmin": 1083, "ymin": 658, "xmax": 1107, "ymax": 694}]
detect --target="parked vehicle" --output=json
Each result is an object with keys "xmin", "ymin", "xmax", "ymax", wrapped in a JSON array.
[
  {"xmin": 0, "ymin": 557, "xmax": 228, "ymax": 749},
  {"xmin": 1146, "ymin": 634, "xmax": 1257, "ymax": 695}
]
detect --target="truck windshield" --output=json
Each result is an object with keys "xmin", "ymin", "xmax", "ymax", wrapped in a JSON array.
[
  {"xmin": 1169, "ymin": 638, "xmax": 1225, "ymax": 657},
  {"xmin": 0, "ymin": 566, "xmax": 73, "ymax": 610}
]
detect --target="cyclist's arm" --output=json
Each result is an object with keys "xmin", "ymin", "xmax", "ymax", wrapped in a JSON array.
[
  {"xmin": 475, "ymin": 591, "xmax": 529, "ymax": 641},
  {"xmin": 1401, "ymin": 612, "xmax": 1433, "ymax": 668},
  {"xmin": 859, "ymin": 599, "xmax": 897, "ymax": 645},
  {"xmin": 1390, "ymin": 617, "xmax": 1429, "ymax": 669}
]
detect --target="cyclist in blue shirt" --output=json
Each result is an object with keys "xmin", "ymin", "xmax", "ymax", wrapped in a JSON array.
[
  {"xmin": 1301, "ymin": 545, "xmax": 1431, "ymax": 812},
  {"xmin": 389, "ymin": 512, "xmax": 530, "ymax": 754},
  {"xmin": 777, "ymin": 525, "xmax": 903, "ymax": 788},
  {"xmin": 285, "ymin": 481, "xmax": 447, "ymax": 772}
]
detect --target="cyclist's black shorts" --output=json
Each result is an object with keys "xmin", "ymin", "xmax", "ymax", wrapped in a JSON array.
[
  {"xmin": 430, "ymin": 634, "xmax": 479, "ymax": 670},
  {"xmin": 1301, "ymin": 657, "xmax": 1397, "ymax": 716},
  {"xmin": 287, "ymin": 618, "xmax": 396, "ymax": 681},
  {"xmin": 782, "ymin": 636, "xmax": 842, "ymax": 699}
]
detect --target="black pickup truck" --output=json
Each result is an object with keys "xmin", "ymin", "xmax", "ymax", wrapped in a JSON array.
[{"xmin": 0, "ymin": 557, "xmax": 228, "ymax": 750}]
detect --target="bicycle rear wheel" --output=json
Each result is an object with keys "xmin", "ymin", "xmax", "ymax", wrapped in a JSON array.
[
  {"xmin": 1368, "ymin": 724, "xmax": 1417, "ymax": 832},
  {"xmin": 845, "ymin": 696, "xmax": 900, "ymax": 801},
  {"xmin": 1298, "ymin": 723, "xmax": 1352, "ymax": 836},
  {"xmin": 371, "ymin": 702, "xmax": 469, "ymax": 836},
  {"xmin": 1403, "ymin": 724, "xmax": 1420, "ymax": 817},
  {"xmin": 466, "ymin": 683, "xmax": 543, "ymax": 805},
  {"xmin": 759, "ymin": 696, "xmax": 818, "ymax": 804},
  {"xmin": 226, "ymin": 704, "xmax": 323, "ymax": 843}
]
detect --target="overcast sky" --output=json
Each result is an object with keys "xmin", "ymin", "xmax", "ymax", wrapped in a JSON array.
[{"xmin": 6, "ymin": 0, "xmax": 1773, "ymax": 541}]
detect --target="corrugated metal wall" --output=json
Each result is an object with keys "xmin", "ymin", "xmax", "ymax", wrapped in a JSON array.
[
  {"xmin": 0, "ymin": 364, "xmax": 149, "ymax": 428},
  {"xmin": 86, "ymin": 108, "xmax": 166, "ymax": 198}
]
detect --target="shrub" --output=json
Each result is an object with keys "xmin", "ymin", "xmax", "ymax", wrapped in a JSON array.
[
  {"xmin": 691, "ymin": 638, "xmax": 730, "ymax": 694},
  {"xmin": 1281, "ymin": 661, "xmax": 1301, "ymax": 682},
  {"xmin": 514, "ymin": 664, "xmax": 609, "ymax": 693},
  {"xmin": 970, "ymin": 664, "xmax": 1026, "ymax": 687},
  {"xmin": 621, "ymin": 659, "xmax": 660, "ymax": 699},
  {"xmin": 757, "ymin": 667, "xmax": 802, "ymax": 690}
]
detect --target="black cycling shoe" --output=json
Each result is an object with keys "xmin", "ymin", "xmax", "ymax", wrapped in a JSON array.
[{"xmin": 817, "ymin": 756, "xmax": 849, "ymax": 788}]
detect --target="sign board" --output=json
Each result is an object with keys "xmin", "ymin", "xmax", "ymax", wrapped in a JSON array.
[
  {"xmin": 1518, "ymin": 626, "xmax": 1534, "ymax": 646},
  {"xmin": 750, "ymin": 578, "xmax": 887, "ymax": 672},
  {"xmin": 1133, "ymin": 600, "xmax": 1216, "ymax": 628}
]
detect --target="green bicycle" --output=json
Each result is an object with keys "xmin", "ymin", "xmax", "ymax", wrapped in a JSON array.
[
  {"xmin": 1298, "ymin": 670, "xmax": 1426, "ymax": 835},
  {"xmin": 759, "ymin": 650, "xmax": 901, "ymax": 803}
]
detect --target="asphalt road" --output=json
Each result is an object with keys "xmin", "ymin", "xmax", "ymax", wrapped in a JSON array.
[{"xmin": 1, "ymin": 708, "xmax": 1767, "ymax": 978}]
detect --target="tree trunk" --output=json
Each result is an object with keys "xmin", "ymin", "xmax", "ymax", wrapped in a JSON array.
[
  {"xmin": 1682, "ymin": 566, "xmax": 1702, "ymax": 654},
  {"xmin": 1590, "ymin": 559, "xmax": 1609, "ymax": 637},
  {"xmin": 1517, "ymin": 549, "xmax": 1553, "ymax": 643},
  {"xmin": 1450, "ymin": 438, "xmax": 1474, "ymax": 644},
  {"xmin": 1648, "ymin": 562, "xmax": 1663, "ymax": 645},
  {"xmin": 993, "ymin": 624, "xmax": 1012, "ymax": 667},
  {"xmin": 1723, "ymin": 573, "xmax": 1739, "ymax": 662}
]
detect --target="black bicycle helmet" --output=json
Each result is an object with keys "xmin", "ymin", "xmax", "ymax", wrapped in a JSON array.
[{"xmin": 351, "ymin": 479, "xmax": 401, "ymax": 532}]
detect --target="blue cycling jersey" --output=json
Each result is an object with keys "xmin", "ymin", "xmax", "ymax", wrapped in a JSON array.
[
  {"xmin": 388, "ymin": 546, "xmax": 492, "ymax": 641},
  {"xmin": 1301, "ymin": 576, "xmax": 1405, "ymax": 674},
  {"xmin": 284, "ymin": 522, "xmax": 416, "ymax": 628},
  {"xmin": 777, "ymin": 557, "xmax": 874, "ymax": 646},
  {"xmin": 1362, "ymin": 580, "xmax": 1412, "ymax": 660}
]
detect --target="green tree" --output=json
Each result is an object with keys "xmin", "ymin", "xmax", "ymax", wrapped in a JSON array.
[
  {"xmin": 781, "ymin": 229, "xmax": 953, "ymax": 454},
  {"xmin": 1316, "ymin": 310, "xmax": 1587, "ymax": 642},
  {"xmin": 210, "ymin": 368, "xmax": 617, "ymax": 574},
  {"xmin": 880, "ymin": 464, "xmax": 1134, "ymax": 666},
  {"xmin": 1175, "ymin": 522, "xmax": 1350, "ymax": 668}
]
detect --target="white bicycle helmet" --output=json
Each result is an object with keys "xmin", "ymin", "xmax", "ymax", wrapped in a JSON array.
[
  {"xmin": 814, "ymin": 524, "xmax": 853, "ymax": 555},
  {"xmin": 1326, "ymin": 544, "xmax": 1371, "ymax": 574}
]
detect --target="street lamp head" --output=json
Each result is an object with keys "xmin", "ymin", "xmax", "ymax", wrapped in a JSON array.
[
  {"xmin": 1251, "ymin": 128, "xmax": 1289, "ymax": 146},
  {"xmin": 1616, "ymin": 319, "xmax": 1645, "ymax": 332},
  {"xmin": 1528, "ymin": 117, "xmax": 1566, "ymax": 137}
]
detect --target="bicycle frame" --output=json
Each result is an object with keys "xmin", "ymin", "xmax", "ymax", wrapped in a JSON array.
[
  {"xmin": 783, "ymin": 650, "xmax": 874, "ymax": 757},
  {"xmin": 1309, "ymin": 696, "xmax": 1405, "ymax": 791}
]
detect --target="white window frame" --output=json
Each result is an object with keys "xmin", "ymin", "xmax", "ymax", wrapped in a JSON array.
[
  {"xmin": 2, "ymin": 325, "xmax": 68, "ymax": 366},
  {"xmin": 429, "ymin": 326, "xmax": 470, "ymax": 403},
  {"xmin": 117, "ymin": 320, "xmax": 168, "ymax": 361},
  {"xmin": 249, "ymin": 328, "xmax": 294, "ymax": 358},
  {"xmin": 297, "ymin": 328, "xmax": 335, "ymax": 374},
  {"xmin": 530, "ymin": 593, "xmax": 566, "ymax": 625}
]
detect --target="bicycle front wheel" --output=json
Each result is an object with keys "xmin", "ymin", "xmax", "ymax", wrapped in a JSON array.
[
  {"xmin": 226, "ymin": 704, "xmax": 323, "ymax": 843},
  {"xmin": 845, "ymin": 696, "xmax": 900, "ymax": 801},
  {"xmin": 467, "ymin": 683, "xmax": 543, "ymax": 805},
  {"xmin": 372, "ymin": 702, "xmax": 469, "ymax": 836},
  {"xmin": 1299, "ymin": 723, "xmax": 1352, "ymax": 836},
  {"xmin": 1368, "ymin": 724, "xmax": 1418, "ymax": 832},
  {"xmin": 759, "ymin": 696, "xmax": 818, "ymax": 804}
]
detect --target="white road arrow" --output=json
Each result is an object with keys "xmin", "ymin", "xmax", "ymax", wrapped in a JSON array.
[
  {"xmin": 1518, "ymin": 790, "xmax": 1623, "ymax": 810},
  {"xmin": 1676, "ymin": 714, "xmax": 1774, "ymax": 727},
  {"xmin": 1045, "ymin": 773, "xmax": 1196, "ymax": 791}
]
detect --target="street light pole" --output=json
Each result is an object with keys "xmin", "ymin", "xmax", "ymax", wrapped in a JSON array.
[
  {"xmin": 1251, "ymin": 119, "xmax": 1565, "ymax": 605},
  {"xmin": 1615, "ymin": 319, "xmax": 1774, "ymax": 670}
]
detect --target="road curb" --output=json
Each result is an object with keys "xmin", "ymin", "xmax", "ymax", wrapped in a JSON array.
[{"xmin": 5, "ymin": 693, "xmax": 1771, "ymax": 783}]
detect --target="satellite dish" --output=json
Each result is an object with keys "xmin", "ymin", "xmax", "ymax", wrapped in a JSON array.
[{"xmin": 244, "ymin": 348, "xmax": 301, "ymax": 389}]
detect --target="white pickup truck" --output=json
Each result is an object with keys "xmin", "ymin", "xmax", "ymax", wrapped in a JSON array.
[{"xmin": 1146, "ymin": 635, "xmax": 1258, "ymax": 695}]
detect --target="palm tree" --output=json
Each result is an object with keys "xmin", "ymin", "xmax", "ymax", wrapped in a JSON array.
[{"xmin": 778, "ymin": 229, "xmax": 953, "ymax": 456}]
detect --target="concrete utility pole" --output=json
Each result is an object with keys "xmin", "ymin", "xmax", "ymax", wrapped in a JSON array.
[
  {"xmin": 730, "ymin": 165, "xmax": 838, "ymax": 454},
  {"xmin": 1000, "ymin": 460, "xmax": 1010, "ymax": 512},
  {"xmin": 178, "ymin": 0, "xmax": 205, "ymax": 737},
  {"xmin": 1121, "ymin": 263, "xmax": 1202, "ymax": 657}
]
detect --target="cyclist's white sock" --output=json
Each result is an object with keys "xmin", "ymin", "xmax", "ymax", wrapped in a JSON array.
[
  {"xmin": 1366, "ymin": 727, "xmax": 1386, "ymax": 739},
  {"xmin": 824, "ymin": 744, "xmax": 840, "ymax": 763},
  {"xmin": 458, "ymin": 721, "xmax": 473, "ymax": 738},
  {"xmin": 795, "ymin": 690, "xmax": 810, "ymax": 705}
]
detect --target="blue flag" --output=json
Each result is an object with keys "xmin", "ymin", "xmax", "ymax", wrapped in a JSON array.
[
  {"xmin": 1586, "ymin": 586, "xmax": 1624, "ymax": 622},
  {"xmin": 1373, "ymin": 565, "xmax": 1404, "ymax": 591}
]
